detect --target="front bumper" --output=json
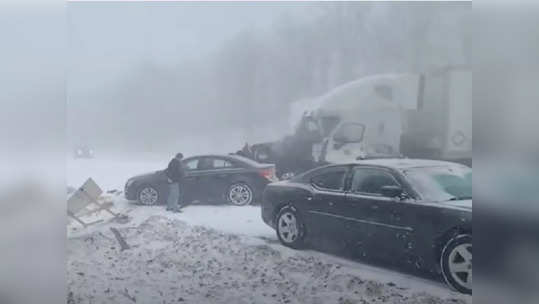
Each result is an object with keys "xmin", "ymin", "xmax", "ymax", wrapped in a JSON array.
[
  {"xmin": 261, "ymin": 204, "xmax": 276, "ymax": 229},
  {"xmin": 124, "ymin": 182, "xmax": 137, "ymax": 200}
]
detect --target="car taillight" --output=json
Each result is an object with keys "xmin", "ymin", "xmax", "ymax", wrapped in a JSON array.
[{"xmin": 259, "ymin": 167, "xmax": 276, "ymax": 181}]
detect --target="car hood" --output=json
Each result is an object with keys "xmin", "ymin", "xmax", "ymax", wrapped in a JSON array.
[
  {"xmin": 439, "ymin": 199, "xmax": 472, "ymax": 211},
  {"xmin": 129, "ymin": 171, "xmax": 162, "ymax": 181}
]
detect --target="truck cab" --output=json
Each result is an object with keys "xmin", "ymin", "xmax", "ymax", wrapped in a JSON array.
[{"xmin": 309, "ymin": 74, "xmax": 417, "ymax": 164}]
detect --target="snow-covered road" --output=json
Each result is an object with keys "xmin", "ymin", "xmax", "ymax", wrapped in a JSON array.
[{"xmin": 67, "ymin": 158, "xmax": 471, "ymax": 303}]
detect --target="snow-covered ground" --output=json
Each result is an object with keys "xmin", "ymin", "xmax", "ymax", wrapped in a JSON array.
[{"xmin": 67, "ymin": 158, "xmax": 471, "ymax": 304}]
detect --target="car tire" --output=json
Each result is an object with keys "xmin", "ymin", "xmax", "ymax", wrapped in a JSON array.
[
  {"xmin": 137, "ymin": 185, "xmax": 160, "ymax": 206},
  {"xmin": 441, "ymin": 234, "xmax": 472, "ymax": 294},
  {"xmin": 275, "ymin": 206, "xmax": 306, "ymax": 249},
  {"xmin": 226, "ymin": 183, "xmax": 253, "ymax": 206}
]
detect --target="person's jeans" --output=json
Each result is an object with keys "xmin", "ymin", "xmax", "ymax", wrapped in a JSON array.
[
  {"xmin": 177, "ymin": 184, "xmax": 184, "ymax": 208},
  {"xmin": 167, "ymin": 182, "xmax": 180, "ymax": 211}
]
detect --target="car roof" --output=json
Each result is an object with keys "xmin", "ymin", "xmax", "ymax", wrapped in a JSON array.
[
  {"xmin": 184, "ymin": 154, "xmax": 263, "ymax": 167},
  {"xmin": 293, "ymin": 158, "xmax": 468, "ymax": 183},
  {"xmin": 185, "ymin": 154, "xmax": 236, "ymax": 160},
  {"xmin": 353, "ymin": 158, "xmax": 467, "ymax": 170}
]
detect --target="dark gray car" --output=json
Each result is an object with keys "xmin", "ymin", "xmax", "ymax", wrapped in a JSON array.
[{"xmin": 125, "ymin": 154, "xmax": 277, "ymax": 206}]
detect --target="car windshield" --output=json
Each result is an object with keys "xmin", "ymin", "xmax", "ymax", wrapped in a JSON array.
[
  {"xmin": 404, "ymin": 165, "xmax": 472, "ymax": 202},
  {"xmin": 333, "ymin": 122, "xmax": 365, "ymax": 143}
]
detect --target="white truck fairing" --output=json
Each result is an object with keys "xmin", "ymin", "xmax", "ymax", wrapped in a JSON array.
[
  {"xmin": 314, "ymin": 74, "xmax": 420, "ymax": 163},
  {"xmin": 282, "ymin": 66, "xmax": 471, "ymax": 170}
]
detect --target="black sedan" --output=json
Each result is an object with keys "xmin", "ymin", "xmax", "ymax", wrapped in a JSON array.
[
  {"xmin": 261, "ymin": 159, "xmax": 472, "ymax": 294},
  {"xmin": 125, "ymin": 154, "xmax": 277, "ymax": 206}
]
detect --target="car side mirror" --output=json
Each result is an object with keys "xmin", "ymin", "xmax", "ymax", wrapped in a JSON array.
[
  {"xmin": 333, "ymin": 142, "xmax": 346, "ymax": 150},
  {"xmin": 333, "ymin": 133, "xmax": 347, "ymax": 143},
  {"xmin": 380, "ymin": 185, "xmax": 403, "ymax": 198}
]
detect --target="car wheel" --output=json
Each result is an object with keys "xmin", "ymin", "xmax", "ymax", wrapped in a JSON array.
[
  {"xmin": 275, "ymin": 206, "xmax": 306, "ymax": 249},
  {"xmin": 227, "ymin": 183, "xmax": 253, "ymax": 206},
  {"xmin": 441, "ymin": 234, "xmax": 472, "ymax": 294},
  {"xmin": 137, "ymin": 185, "xmax": 159, "ymax": 206}
]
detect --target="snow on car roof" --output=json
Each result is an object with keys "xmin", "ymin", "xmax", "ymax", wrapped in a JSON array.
[
  {"xmin": 189, "ymin": 154, "xmax": 266, "ymax": 167},
  {"xmin": 227, "ymin": 154, "xmax": 265, "ymax": 166},
  {"xmin": 354, "ymin": 158, "xmax": 465, "ymax": 169}
]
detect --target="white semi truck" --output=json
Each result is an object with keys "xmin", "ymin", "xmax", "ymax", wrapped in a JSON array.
[{"xmin": 247, "ymin": 65, "xmax": 471, "ymax": 177}]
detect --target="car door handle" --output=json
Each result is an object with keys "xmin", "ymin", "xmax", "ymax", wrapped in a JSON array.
[
  {"xmin": 370, "ymin": 205, "xmax": 379, "ymax": 210},
  {"xmin": 306, "ymin": 196, "xmax": 313, "ymax": 201},
  {"xmin": 328, "ymin": 202, "xmax": 334, "ymax": 206}
]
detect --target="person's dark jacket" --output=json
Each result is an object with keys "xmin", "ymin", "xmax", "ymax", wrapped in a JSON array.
[{"xmin": 165, "ymin": 158, "xmax": 185, "ymax": 183}]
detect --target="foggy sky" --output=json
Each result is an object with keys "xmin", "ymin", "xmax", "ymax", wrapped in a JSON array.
[
  {"xmin": 68, "ymin": 2, "xmax": 317, "ymax": 93},
  {"xmin": 67, "ymin": 2, "xmax": 470, "ymax": 159}
]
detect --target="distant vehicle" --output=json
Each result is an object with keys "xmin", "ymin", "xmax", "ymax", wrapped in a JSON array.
[
  {"xmin": 73, "ymin": 146, "xmax": 95, "ymax": 159},
  {"xmin": 125, "ymin": 154, "xmax": 277, "ymax": 206},
  {"xmin": 261, "ymin": 158, "xmax": 472, "ymax": 294}
]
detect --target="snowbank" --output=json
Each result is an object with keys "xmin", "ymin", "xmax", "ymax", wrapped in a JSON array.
[{"xmin": 68, "ymin": 215, "xmax": 470, "ymax": 304}]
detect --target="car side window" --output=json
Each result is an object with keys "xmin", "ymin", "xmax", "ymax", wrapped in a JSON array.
[
  {"xmin": 333, "ymin": 122, "xmax": 365, "ymax": 143},
  {"xmin": 197, "ymin": 158, "xmax": 214, "ymax": 170},
  {"xmin": 213, "ymin": 158, "xmax": 234, "ymax": 169},
  {"xmin": 311, "ymin": 170, "xmax": 346, "ymax": 191},
  {"xmin": 352, "ymin": 168, "xmax": 399, "ymax": 195},
  {"xmin": 183, "ymin": 159, "xmax": 199, "ymax": 170}
]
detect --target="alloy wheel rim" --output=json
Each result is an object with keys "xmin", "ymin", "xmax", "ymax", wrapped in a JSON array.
[
  {"xmin": 140, "ymin": 187, "xmax": 158, "ymax": 205},
  {"xmin": 229, "ymin": 184, "xmax": 252, "ymax": 205},
  {"xmin": 448, "ymin": 243, "xmax": 472, "ymax": 290},
  {"xmin": 278, "ymin": 212, "xmax": 299, "ymax": 243}
]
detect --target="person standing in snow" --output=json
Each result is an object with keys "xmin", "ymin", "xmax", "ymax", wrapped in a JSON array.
[{"xmin": 165, "ymin": 152, "xmax": 186, "ymax": 212}]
